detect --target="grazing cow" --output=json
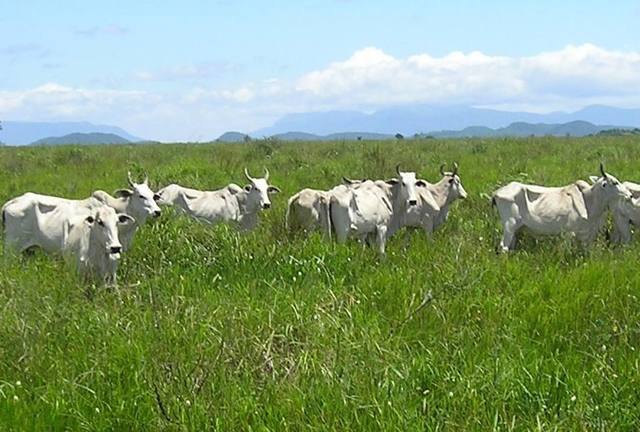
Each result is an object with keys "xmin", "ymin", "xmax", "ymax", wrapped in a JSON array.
[
  {"xmin": 492, "ymin": 164, "xmax": 632, "ymax": 252},
  {"xmin": 329, "ymin": 165, "xmax": 427, "ymax": 255},
  {"xmin": 609, "ymin": 181, "xmax": 640, "ymax": 244},
  {"xmin": 92, "ymin": 172, "xmax": 162, "ymax": 250},
  {"xmin": 285, "ymin": 177, "xmax": 365, "ymax": 235},
  {"xmin": 402, "ymin": 163, "xmax": 467, "ymax": 236},
  {"xmin": 2, "ymin": 197, "xmax": 134, "ymax": 284},
  {"xmin": 156, "ymin": 168, "xmax": 281, "ymax": 230}
]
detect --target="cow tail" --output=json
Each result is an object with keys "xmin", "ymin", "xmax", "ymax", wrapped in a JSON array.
[
  {"xmin": 324, "ymin": 196, "xmax": 332, "ymax": 241},
  {"xmin": 285, "ymin": 195, "xmax": 294, "ymax": 232},
  {"xmin": 325, "ymin": 197, "xmax": 335, "ymax": 241}
]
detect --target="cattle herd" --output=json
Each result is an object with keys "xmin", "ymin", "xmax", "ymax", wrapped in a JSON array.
[{"xmin": 2, "ymin": 163, "xmax": 640, "ymax": 285}]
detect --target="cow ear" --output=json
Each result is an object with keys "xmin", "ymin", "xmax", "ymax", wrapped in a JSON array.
[
  {"xmin": 416, "ymin": 180, "xmax": 427, "ymax": 187},
  {"xmin": 588, "ymin": 176, "xmax": 599, "ymax": 184},
  {"xmin": 244, "ymin": 184, "xmax": 252, "ymax": 191},
  {"xmin": 386, "ymin": 178, "xmax": 399, "ymax": 185},
  {"xmin": 114, "ymin": 189, "xmax": 133, "ymax": 198},
  {"xmin": 267, "ymin": 186, "xmax": 281, "ymax": 194},
  {"xmin": 118, "ymin": 214, "xmax": 135, "ymax": 225},
  {"xmin": 153, "ymin": 193, "xmax": 161, "ymax": 201},
  {"xmin": 85, "ymin": 215, "xmax": 95, "ymax": 225}
]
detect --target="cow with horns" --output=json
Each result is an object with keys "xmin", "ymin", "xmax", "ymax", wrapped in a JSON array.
[
  {"xmin": 91, "ymin": 171, "xmax": 162, "ymax": 250},
  {"xmin": 400, "ymin": 163, "xmax": 468, "ymax": 236},
  {"xmin": 2, "ymin": 196, "xmax": 134, "ymax": 285},
  {"xmin": 156, "ymin": 168, "xmax": 281, "ymax": 230},
  {"xmin": 492, "ymin": 163, "xmax": 632, "ymax": 252},
  {"xmin": 328, "ymin": 165, "xmax": 428, "ymax": 255}
]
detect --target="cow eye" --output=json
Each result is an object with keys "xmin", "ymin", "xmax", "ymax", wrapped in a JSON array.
[
  {"xmin": 449, "ymin": 178, "xmax": 454, "ymax": 184},
  {"xmin": 97, "ymin": 219, "xmax": 104, "ymax": 226},
  {"xmin": 139, "ymin": 195, "xmax": 146, "ymax": 200}
]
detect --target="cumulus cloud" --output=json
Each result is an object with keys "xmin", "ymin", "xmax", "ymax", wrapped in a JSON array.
[
  {"xmin": 0, "ymin": 83, "xmax": 150, "ymax": 118},
  {"xmin": 2, "ymin": 44, "xmax": 640, "ymax": 140},
  {"xmin": 294, "ymin": 44, "xmax": 640, "ymax": 110}
]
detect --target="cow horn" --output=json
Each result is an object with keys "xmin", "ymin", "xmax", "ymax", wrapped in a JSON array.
[
  {"xmin": 143, "ymin": 172, "xmax": 149, "ymax": 185},
  {"xmin": 127, "ymin": 171, "xmax": 135, "ymax": 187},
  {"xmin": 452, "ymin": 162, "xmax": 459, "ymax": 176},
  {"xmin": 263, "ymin": 167, "xmax": 269, "ymax": 180},
  {"xmin": 599, "ymin": 162, "xmax": 606, "ymax": 178},
  {"xmin": 440, "ymin": 164, "xmax": 446, "ymax": 176},
  {"xmin": 342, "ymin": 176, "xmax": 353, "ymax": 185},
  {"xmin": 396, "ymin": 164, "xmax": 401, "ymax": 175},
  {"xmin": 244, "ymin": 168, "xmax": 254, "ymax": 182}
]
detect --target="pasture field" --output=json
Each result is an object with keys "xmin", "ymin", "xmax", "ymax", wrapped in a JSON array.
[{"xmin": 1, "ymin": 136, "xmax": 640, "ymax": 431}]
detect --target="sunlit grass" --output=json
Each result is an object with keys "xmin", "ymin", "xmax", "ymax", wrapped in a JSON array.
[{"xmin": 1, "ymin": 136, "xmax": 639, "ymax": 430}]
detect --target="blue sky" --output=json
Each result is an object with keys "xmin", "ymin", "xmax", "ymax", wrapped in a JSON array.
[{"xmin": 1, "ymin": 0, "xmax": 639, "ymax": 140}]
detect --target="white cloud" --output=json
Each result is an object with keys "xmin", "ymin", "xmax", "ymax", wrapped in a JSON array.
[
  {"xmin": 294, "ymin": 43, "xmax": 640, "ymax": 109},
  {"xmin": 2, "ymin": 44, "xmax": 640, "ymax": 140}
]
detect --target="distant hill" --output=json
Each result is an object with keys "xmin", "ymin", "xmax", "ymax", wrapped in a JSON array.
[
  {"xmin": 253, "ymin": 104, "xmax": 640, "ymax": 136},
  {"xmin": 595, "ymin": 127, "xmax": 640, "ymax": 136},
  {"xmin": 217, "ymin": 130, "xmax": 395, "ymax": 142},
  {"xmin": 428, "ymin": 120, "xmax": 627, "ymax": 138},
  {"xmin": 0, "ymin": 121, "xmax": 142, "ymax": 145},
  {"xmin": 31, "ymin": 132, "xmax": 130, "ymax": 146},
  {"xmin": 217, "ymin": 131, "xmax": 250, "ymax": 142}
]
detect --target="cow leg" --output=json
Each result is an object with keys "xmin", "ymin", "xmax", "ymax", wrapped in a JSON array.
[
  {"xmin": 500, "ymin": 218, "xmax": 519, "ymax": 252},
  {"xmin": 377, "ymin": 225, "xmax": 388, "ymax": 256},
  {"xmin": 421, "ymin": 219, "xmax": 434, "ymax": 239},
  {"xmin": 611, "ymin": 213, "xmax": 632, "ymax": 244}
]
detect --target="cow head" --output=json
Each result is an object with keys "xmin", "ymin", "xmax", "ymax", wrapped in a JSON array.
[
  {"xmin": 243, "ymin": 168, "xmax": 280, "ymax": 210},
  {"xmin": 439, "ymin": 162, "xmax": 468, "ymax": 199},
  {"xmin": 386, "ymin": 164, "xmax": 427, "ymax": 206},
  {"xmin": 85, "ymin": 206, "xmax": 135, "ymax": 261},
  {"xmin": 589, "ymin": 163, "xmax": 632, "ymax": 202},
  {"xmin": 114, "ymin": 172, "xmax": 162, "ymax": 221}
]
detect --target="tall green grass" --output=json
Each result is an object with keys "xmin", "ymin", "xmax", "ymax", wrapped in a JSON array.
[{"xmin": 1, "ymin": 137, "xmax": 639, "ymax": 430}]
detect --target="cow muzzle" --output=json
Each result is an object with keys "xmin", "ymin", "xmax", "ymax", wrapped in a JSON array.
[
  {"xmin": 408, "ymin": 199, "xmax": 417, "ymax": 206},
  {"xmin": 262, "ymin": 203, "xmax": 271, "ymax": 209},
  {"xmin": 110, "ymin": 246, "xmax": 122, "ymax": 255},
  {"xmin": 153, "ymin": 210, "xmax": 161, "ymax": 218}
]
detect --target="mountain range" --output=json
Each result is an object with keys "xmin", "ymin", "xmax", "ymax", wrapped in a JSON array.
[
  {"xmin": 252, "ymin": 104, "xmax": 640, "ymax": 137},
  {"xmin": 0, "ymin": 121, "xmax": 141, "ymax": 146},
  {"xmin": 217, "ymin": 120, "xmax": 633, "ymax": 142}
]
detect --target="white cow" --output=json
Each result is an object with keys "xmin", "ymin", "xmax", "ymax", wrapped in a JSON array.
[
  {"xmin": 1, "ymin": 172, "xmax": 160, "ymax": 253},
  {"xmin": 157, "ymin": 168, "xmax": 281, "ymax": 230},
  {"xmin": 609, "ymin": 181, "xmax": 640, "ymax": 243},
  {"xmin": 2, "ymin": 197, "xmax": 134, "ymax": 284},
  {"xmin": 91, "ymin": 172, "xmax": 162, "ymax": 250},
  {"xmin": 62, "ymin": 205, "xmax": 135, "ymax": 284},
  {"xmin": 400, "ymin": 163, "xmax": 468, "ymax": 236},
  {"xmin": 492, "ymin": 164, "xmax": 632, "ymax": 252},
  {"xmin": 285, "ymin": 177, "xmax": 365, "ymax": 235},
  {"xmin": 329, "ymin": 165, "xmax": 427, "ymax": 255}
]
